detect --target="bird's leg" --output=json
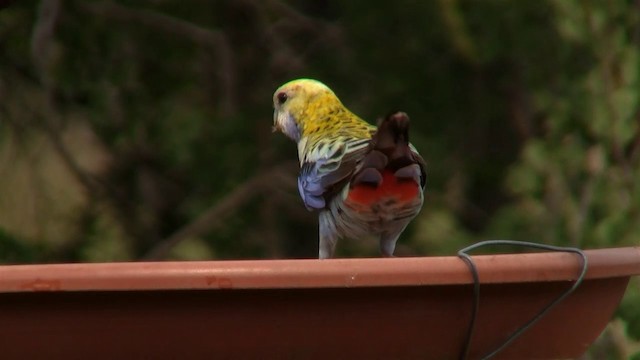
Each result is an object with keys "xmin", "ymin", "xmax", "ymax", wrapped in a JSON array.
[
  {"xmin": 379, "ymin": 225, "xmax": 408, "ymax": 257},
  {"xmin": 318, "ymin": 237, "xmax": 336, "ymax": 259},
  {"xmin": 319, "ymin": 235, "xmax": 337, "ymax": 259},
  {"xmin": 318, "ymin": 210, "xmax": 338, "ymax": 259},
  {"xmin": 379, "ymin": 237, "xmax": 398, "ymax": 257}
]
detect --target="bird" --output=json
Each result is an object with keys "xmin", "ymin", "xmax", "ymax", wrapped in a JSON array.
[{"xmin": 272, "ymin": 78, "xmax": 426, "ymax": 259}]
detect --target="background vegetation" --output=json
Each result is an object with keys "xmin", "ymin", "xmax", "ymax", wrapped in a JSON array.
[{"xmin": 1, "ymin": 0, "xmax": 639, "ymax": 357}]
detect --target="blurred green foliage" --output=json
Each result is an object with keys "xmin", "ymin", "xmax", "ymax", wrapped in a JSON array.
[{"xmin": 1, "ymin": 0, "xmax": 639, "ymax": 354}]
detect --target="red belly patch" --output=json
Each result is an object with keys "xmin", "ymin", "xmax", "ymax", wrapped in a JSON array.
[{"xmin": 347, "ymin": 170, "xmax": 420, "ymax": 206}]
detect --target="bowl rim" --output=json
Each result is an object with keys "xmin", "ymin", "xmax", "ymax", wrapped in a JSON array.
[{"xmin": 1, "ymin": 246, "xmax": 638, "ymax": 293}]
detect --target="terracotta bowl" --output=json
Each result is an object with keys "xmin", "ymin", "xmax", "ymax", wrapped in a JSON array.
[{"xmin": 0, "ymin": 246, "xmax": 639, "ymax": 359}]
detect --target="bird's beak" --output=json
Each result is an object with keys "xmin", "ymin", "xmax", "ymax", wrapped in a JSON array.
[{"xmin": 272, "ymin": 111, "xmax": 280, "ymax": 133}]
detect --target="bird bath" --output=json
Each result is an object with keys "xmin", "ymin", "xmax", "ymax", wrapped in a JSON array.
[{"xmin": 0, "ymin": 246, "xmax": 639, "ymax": 359}]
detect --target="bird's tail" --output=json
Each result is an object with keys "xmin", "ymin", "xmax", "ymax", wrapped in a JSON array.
[{"xmin": 351, "ymin": 112, "xmax": 424, "ymax": 189}]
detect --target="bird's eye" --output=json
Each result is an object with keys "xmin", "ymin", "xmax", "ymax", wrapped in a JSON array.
[{"xmin": 277, "ymin": 92, "xmax": 288, "ymax": 105}]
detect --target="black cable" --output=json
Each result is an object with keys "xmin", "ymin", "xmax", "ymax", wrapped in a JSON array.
[
  {"xmin": 458, "ymin": 250, "xmax": 481, "ymax": 360},
  {"xmin": 456, "ymin": 240, "xmax": 588, "ymax": 360}
]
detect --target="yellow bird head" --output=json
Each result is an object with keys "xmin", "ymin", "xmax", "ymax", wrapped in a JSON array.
[{"xmin": 272, "ymin": 78, "xmax": 342, "ymax": 142}]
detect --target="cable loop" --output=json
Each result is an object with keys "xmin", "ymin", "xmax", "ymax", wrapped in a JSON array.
[{"xmin": 457, "ymin": 240, "xmax": 588, "ymax": 360}]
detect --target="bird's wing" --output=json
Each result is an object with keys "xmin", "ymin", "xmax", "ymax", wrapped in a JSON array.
[
  {"xmin": 298, "ymin": 137, "xmax": 370, "ymax": 210},
  {"xmin": 409, "ymin": 143, "xmax": 428, "ymax": 189}
]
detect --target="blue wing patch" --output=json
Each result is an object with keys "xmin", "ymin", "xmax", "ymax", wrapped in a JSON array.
[
  {"xmin": 297, "ymin": 139, "xmax": 369, "ymax": 211},
  {"xmin": 298, "ymin": 161, "xmax": 329, "ymax": 210}
]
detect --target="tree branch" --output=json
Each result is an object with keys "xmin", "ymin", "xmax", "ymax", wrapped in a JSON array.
[
  {"xmin": 31, "ymin": 0, "xmax": 109, "ymax": 199},
  {"xmin": 141, "ymin": 162, "xmax": 297, "ymax": 260},
  {"xmin": 79, "ymin": 1, "xmax": 236, "ymax": 117}
]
